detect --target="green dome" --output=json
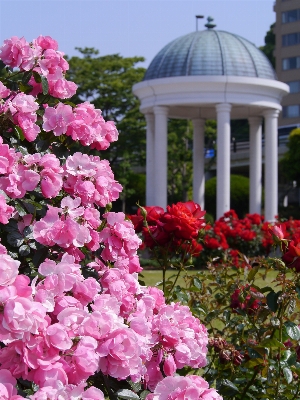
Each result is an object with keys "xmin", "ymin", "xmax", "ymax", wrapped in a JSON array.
[{"xmin": 144, "ymin": 29, "xmax": 276, "ymax": 81}]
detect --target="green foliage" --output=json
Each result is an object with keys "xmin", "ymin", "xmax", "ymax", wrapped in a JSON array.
[
  {"xmin": 259, "ymin": 23, "xmax": 275, "ymax": 68},
  {"xmin": 205, "ymin": 175, "xmax": 250, "ymax": 218},
  {"xmin": 231, "ymin": 119, "xmax": 249, "ymax": 142},
  {"xmin": 167, "ymin": 119, "xmax": 193, "ymax": 204},
  {"xmin": 115, "ymin": 167, "xmax": 145, "ymax": 213},
  {"xmin": 278, "ymin": 205, "xmax": 300, "ymax": 221},
  {"xmin": 167, "ymin": 119, "xmax": 218, "ymax": 203},
  {"xmin": 181, "ymin": 258, "xmax": 300, "ymax": 400},
  {"xmin": 280, "ymin": 128, "xmax": 300, "ymax": 185}
]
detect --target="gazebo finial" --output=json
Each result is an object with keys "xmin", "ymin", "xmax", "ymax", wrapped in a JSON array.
[{"xmin": 205, "ymin": 16, "xmax": 216, "ymax": 29}]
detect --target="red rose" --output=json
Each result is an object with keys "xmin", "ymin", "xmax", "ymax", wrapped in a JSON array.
[
  {"xmin": 128, "ymin": 206, "xmax": 165, "ymax": 232},
  {"xmin": 282, "ymin": 239, "xmax": 300, "ymax": 271},
  {"xmin": 181, "ymin": 238, "xmax": 203, "ymax": 257},
  {"xmin": 230, "ymin": 285, "xmax": 263, "ymax": 315},
  {"xmin": 142, "ymin": 225, "xmax": 169, "ymax": 248},
  {"xmin": 161, "ymin": 201, "xmax": 205, "ymax": 240},
  {"xmin": 245, "ymin": 213, "xmax": 262, "ymax": 225}
]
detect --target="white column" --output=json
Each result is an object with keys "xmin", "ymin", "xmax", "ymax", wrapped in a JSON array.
[
  {"xmin": 216, "ymin": 103, "xmax": 232, "ymax": 219},
  {"xmin": 248, "ymin": 117, "xmax": 262, "ymax": 215},
  {"xmin": 145, "ymin": 113, "xmax": 155, "ymax": 206},
  {"xmin": 192, "ymin": 118, "xmax": 205, "ymax": 209},
  {"xmin": 153, "ymin": 106, "xmax": 169, "ymax": 209},
  {"xmin": 264, "ymin": 109, "xmax": 280, "ymax": 222}
]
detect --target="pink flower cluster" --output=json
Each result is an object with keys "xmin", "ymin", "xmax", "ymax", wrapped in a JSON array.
[
  {"xmin": 0, "ymin": 143, "xmax": 120, "ymax": 207},
  {"xmin": 0, "ymin": 146, "xmax": 63, "ymax": 199},
  {"xmin": 0, "ymin": 34, "xmax": 222, "ymax": 399},
  {"xmin": 0, "ymin": 35, "xmax": 118, "ymax": 149},
  {"xmin": 0, "ymin": 35, "xmax": 77, "ymax": 99},
  {"xmin": 99, "ymin": 212, "xmax": 142, "ymax": 274},
  {"xmin": 146, "ymin": 375, "xmax": 222, "ymax": 400},
  {"xmin": 63, "ymin": 152, "xmax": 122, "ymax": 207},
  {"xmin": 33, "ymin": 196, "xmax": 100, "ymax": 251},
  {"xmin": 43, "ymin": 101, "xmax": 118, "ymax": 150},
  {"xmin": 4, "ymin": 92, "xmax": 40, "ymax": 141},
  {"xmin": 0, "ymin": 249, "xmax": 209, "ymax": 397}
]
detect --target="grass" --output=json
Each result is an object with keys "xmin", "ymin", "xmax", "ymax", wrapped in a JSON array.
[{"xmin": 140, "ymin": 268, "xmax": 281, "ymax": 290}]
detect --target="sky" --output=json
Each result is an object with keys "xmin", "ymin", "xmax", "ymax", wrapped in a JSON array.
[{"xmin": 0, "ymin": 0, "xmax": 275, "ymax": 68}]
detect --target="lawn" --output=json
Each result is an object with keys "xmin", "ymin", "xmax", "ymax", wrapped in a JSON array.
[{"xmin": 140, "ymin": 268, "xmax": 281, "ymax": 289}]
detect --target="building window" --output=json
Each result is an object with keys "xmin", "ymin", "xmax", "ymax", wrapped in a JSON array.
[
  {"xmin": 282, "ymin": 9, "xmax": 300, "ymax": 23},
  {"xmin": 283, "ymin": 105, "xmax": 300, "ymax": 118},
  {"xmin": 288, "ymin": 81, "xmax": 300, "ymax": 93},
  {"xmin": 282, "ymin": 32, "xmax": 300, "ymax": 46},
  {"xmin": 283, "ymin": 56, "xmax": 300, "ymax": 70}
]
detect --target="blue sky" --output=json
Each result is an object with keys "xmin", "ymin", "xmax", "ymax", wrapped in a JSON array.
[{"xmin": 0, "ymin": 0, "xmax": 275, "ymax": 68}]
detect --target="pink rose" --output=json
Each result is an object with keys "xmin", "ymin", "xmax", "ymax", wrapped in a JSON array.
[
  {"xmin": 34, "ymin": 35, "xmax": 59, "ymax": 51},
  {"xmin": 147, "ymin": 376, "xmax": 222, "ymax": 400},
  {"xmin": 0, "ymin": 193, "xmax": 15, "ymax": 224},
  {"xmin": 0, "ymin": 82, "xmax": 10, "ymax": 99},
  {"xmin": 82, "ymin": 386, "xmax": 105, "ymax": 399},
  {"xmin": 0, "ymin": 369, "xmax": 19, "ymax": 399},
  {"xmin": 0, "ymin": 254, "xmax": 20, "ymax": 286},
  {"xmin": 0, "ymin": 36, "xmax": 34, "ymax": 70},
  {"xmin": 42, "ymin": 102, "xmax": 74, "ymax": 136}
]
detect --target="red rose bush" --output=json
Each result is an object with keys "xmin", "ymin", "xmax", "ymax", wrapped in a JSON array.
[{"xmin": 0, "ymin": 36, "xmax": 221, "ymax": 399}]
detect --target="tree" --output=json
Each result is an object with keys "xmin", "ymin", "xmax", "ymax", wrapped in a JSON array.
[
  {"xmin": 167, "ymin": 119, "xmax": 193, "ymax": 204},
  {"xmin": 205, "ymin": 175, "xmax": 250, "ymax": 219},
  {"xmin": 259, "ymin": 23, "xmax": 275, "ymax": 68},
  {"xmin": 280, "ymin": 128, "xmax": 300, "ymax": 184},
  {"xmin": 66, "ymin": 48, "xmax": 146, "ymax": 212}
]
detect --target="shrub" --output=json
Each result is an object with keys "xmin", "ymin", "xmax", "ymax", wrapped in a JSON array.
[{"xmin": 205, "ymin": 175, "xmax": 250, "ymax": 218}]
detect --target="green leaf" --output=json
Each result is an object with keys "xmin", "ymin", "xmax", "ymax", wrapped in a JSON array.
[
  {"xmin": 14, "ymin": 201, "xmax": 27, "ymax": 216},
  {"xmin": 191, "ymin": 306, "xmax": 206, "ymax": 316},
  {"xmin": 19, "ymin": 245, "xmax": 30, "ymax": 256},
  {"xmin": 260, "ymin": 337, "xmax": 285, "ymax": 349},
  {"xmin": 247, "ymin": 266, "xmax": 259, "ymax": 281},
  {"xmin": 7, "ymin": 231, "xmax": 24, "ymax": 247},
  {"xmin": 14, "ymin": 126, "xmax": 25, "ymax": 141},
  {"xmin": 19, "ymin": 82, "xmax": 33, "ymax": 94},
  {"xmin": 247, "ymin": 347, "xmax": 263, "ymax": 359},
  {"xmin": 23, "ymin": 226, "xmax": 34, "ymax": 239},
  {"xmin": 140, "ymin": 391, "xmax": 150, "ymax": 400},
  {"xmin": 63, "ymin": 100, "xmax": 76, "ymax": 107},
  {"xmin": 35, "ymin": 140, "xmax": 50, "ymax": 152},
  {"xmin": 245, "ymin": 358, "xmax": 264, "ymax": 368},
  {"xmin": 116, "ymin": 389, "xmax": 139, "ymax": 400},
  {"xmin": 217, "ymin": 379, "xmax": 239, "ymax": 396},
  {"xmin": 266, "ymin": 291, "xmax": 280, "ymax": 312},
  {"xmin": 22, "ymin": 199, "xmax": 43, "ymax": 211},
  {"xmin": 285, "ymin": 321, "xmax": 300, "ymax": 341},
  {"xmin": 22, "ymin": 70, "xmax": 33, "ymax": 84},
  {"xmin": 129, "ymin": 381, "xmax": 141, "ymax": 392},
  {"xmin": 33, "ymin": 71, "xmax": 42, "ymax": 83},
  {"xmin": 32, "ymin": 247, "xmax": 48, "ymax": 267},
  {"xmin": 193, "ymin": 277, "xmax": 202, "ymax": 289},
  {"xmin": 175, "ymin": 291, "xmax": 189, "ymax": 303},
  {"xmin": 283, "ymin": 367, "xmax": 293, "ymax": 384},
  {"xmin": 41, "ymin": 75, "xmax": 49, "ymax": 95}
]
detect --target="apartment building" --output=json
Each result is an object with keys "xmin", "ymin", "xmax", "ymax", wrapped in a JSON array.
[{"xmin": 274, "ymin": 0, "xmax": 300, "ymax": 131}]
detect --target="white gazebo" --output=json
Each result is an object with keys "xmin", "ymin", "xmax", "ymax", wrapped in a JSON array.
[{"xmin": 133, "ymin": 19, "xmax": 289, "ymax": 221}]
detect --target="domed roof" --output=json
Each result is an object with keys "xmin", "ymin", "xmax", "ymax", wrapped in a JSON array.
[{"xmin": 144, "ymin": 27, "xmax": 276, "ymax": 81}]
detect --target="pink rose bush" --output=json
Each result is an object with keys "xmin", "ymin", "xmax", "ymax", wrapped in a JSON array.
[{"xmin": 0, "ymin": 35, "xmax": 221, "ymax": 399}]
